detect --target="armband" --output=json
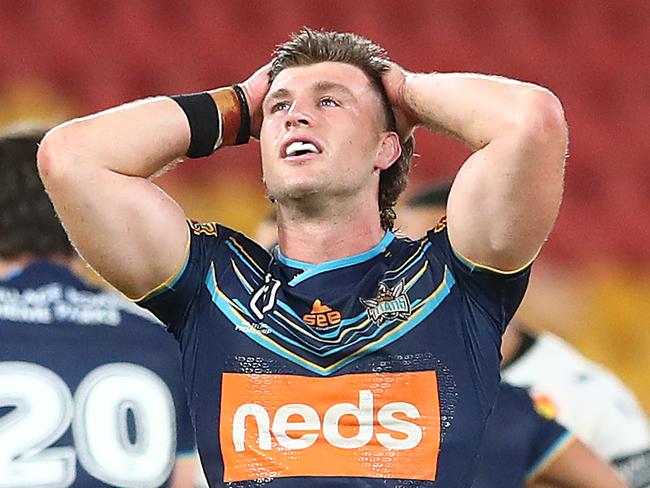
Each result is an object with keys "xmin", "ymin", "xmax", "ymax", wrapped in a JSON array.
[
  {"xmin": 170, "ymin": 92, "xmax": 221, "ymax": 158},
  {"xmin": 170, "ymin": 85, "xmax": 250, "ymax": 158}
]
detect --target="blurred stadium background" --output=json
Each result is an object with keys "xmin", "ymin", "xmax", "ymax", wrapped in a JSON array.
[{"xmin": 1, "ymin": 0, "xmax": 648, "ymax": 409}]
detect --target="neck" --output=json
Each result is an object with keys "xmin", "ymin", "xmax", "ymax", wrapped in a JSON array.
[
  {"xmin": 276, "ymin": 195, "xmax": 386, "ymax": 264},
  {"xmin": 0, "ymin": 256, "xmax": 34, "ymax": 280},
  {"xmin": 0, "ymin": 255, "xmax": 72, "ymax": 280}
]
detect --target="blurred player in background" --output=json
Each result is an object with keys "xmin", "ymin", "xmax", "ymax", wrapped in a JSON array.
[
  {"xmin": 0, "ymin": 125, "xmax": 197, "ymax": 487},
  {"xmin": 39, "ymin": 28, "xmax": 567, "ymax": 486},
  {"xmin": 253, "ymin": 209, "xmax": 278, "ymax": 251},
  {"xmin": 474, "ymin": 382, "xmax": 628, "ymax": 488},
  {"xmin": 401, "ymin": 180, "xmax": 650, "ymax": 488}
]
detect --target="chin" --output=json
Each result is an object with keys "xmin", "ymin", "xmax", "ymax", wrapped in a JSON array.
[{"xmin": 269, "ymin": 183, "xmax": 321, "ymax": 203}]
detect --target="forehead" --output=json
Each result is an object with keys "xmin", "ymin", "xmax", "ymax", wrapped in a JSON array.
[{"xmin": 269, "ymin": 62, "xmax": 375, "ymax": 96}]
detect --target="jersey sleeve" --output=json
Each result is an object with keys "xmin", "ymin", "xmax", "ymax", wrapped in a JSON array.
[
  {"xmin": 425, "ymin": 217, "xmax": 532, "ymax": 337},
  {"xmin": 525, "ymin": 389, "xmax": 575, "ymax": 481},
  {"xmin": 136, "ymin": 220, "xmax": 232, "ymax": 338}
]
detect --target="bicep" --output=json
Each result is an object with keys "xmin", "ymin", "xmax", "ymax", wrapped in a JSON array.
[
  {"xmin": 44, "ymin": 161, "xmax": 189, "ymax": 299},
  {"xmin": 447, "ymin": 93, "xmax": 567, "ymax": 271}
]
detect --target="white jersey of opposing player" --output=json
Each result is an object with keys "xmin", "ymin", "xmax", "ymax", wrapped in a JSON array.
[{"xmin": 502, "ymin": 332, "xmax": 649, "ymax": 461}]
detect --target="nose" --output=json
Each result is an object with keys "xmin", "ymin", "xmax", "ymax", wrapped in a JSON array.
[{"xmin": 284, "ymin": 101, "xmax": 313, "ymax": 129}]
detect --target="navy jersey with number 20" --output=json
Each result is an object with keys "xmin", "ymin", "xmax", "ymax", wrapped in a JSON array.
[
  {"xmin": 0, "ymin": 262, "xmax": 195, "ymax": 487},
  {"xmin": 140, "ymin": 219, "xmax": 530, "ymax": 487}
]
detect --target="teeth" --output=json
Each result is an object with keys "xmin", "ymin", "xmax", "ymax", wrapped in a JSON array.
[{"xmin": 286, "ymin": 141, "xmax": 319, "ymax": 156}]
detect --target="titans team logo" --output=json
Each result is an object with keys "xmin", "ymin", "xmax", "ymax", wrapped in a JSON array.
[{"xmin": 361, "ymin": 280, "xmax": 411, "ymax": 325}]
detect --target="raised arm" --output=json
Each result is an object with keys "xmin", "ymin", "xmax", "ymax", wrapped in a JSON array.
[
  {"xmin": 528, "ymin": 438, "xmax": 630, "ymax": 488},
  {"xmin": 37, "ymin": 67, "xmax": 269, "ymax": 299},
  {"xmin": 384, "ymin": 66, "xmax": 567, "ymax": 271}
]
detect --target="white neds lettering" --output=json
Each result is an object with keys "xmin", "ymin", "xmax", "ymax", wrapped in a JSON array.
[
  {"xmin": 233, "ymin": 404, "xmax": 271, "ymax": 452},
  {"xmin": 376, "ymin": 402, "xmax": 423, "ymax": 450},
  {"xmin": 232, "ymin": 390, "xmax": 422, "ymax": 452},
  {"xmin": 323, "ymin": 389, "xmax": 373, "ymax": 449},
  {"xmin": 272, "ymin": 404, "xmax": 319, "ymax": 450}
]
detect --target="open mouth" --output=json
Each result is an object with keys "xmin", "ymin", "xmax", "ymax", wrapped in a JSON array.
[{"xmin": 281, "ymin": 139, "xmax": 323, "ymax": 158}]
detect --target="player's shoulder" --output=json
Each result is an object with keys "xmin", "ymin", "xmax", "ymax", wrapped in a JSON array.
[
  {"xmin": 391, "ymin": 227, "xmax": 447, "ymax": 271},
  {"xmin": 188, "ymin": 220, "xmax": 271, "ymax": 268}
]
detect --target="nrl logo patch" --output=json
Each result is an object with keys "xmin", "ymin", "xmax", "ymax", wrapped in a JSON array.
[{"xmin": 360, "ymin": 280, "xmax": 411, "ymax": 325}]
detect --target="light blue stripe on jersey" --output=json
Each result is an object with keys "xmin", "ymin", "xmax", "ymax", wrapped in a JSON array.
[
  {"xmin": 226, "ymin": 241, "xmax": 264, "ymax": 279},
  {"xmin": 275, "ymin": 232, "xmax": 395, "ymax": 286},
  {"xmin": 526, "ymin": 431, "xmax": 574, "ymax": 480},
  {"xmin": 205, "ymin": 263, "xmax": 456, "ymax": 375},
  {"xmin": 385, "ymin": 242, "xmax": 431, "ymax": 280}
]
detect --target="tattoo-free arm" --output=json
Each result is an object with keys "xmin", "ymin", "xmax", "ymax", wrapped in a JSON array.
[
  {"xmin": 38, "ymin": 67, "xmax": 269, "ymax": 299},
  {"xmin": 389, "ymin": 68, "xmax": 567, "ymax": 271}
]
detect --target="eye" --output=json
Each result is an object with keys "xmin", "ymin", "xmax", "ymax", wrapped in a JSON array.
[
  {"xmin": 319, "ymin": 96, "xmax": 340, "ymax": 108},
  {"xmin": 271, "ymin": 101, "xmax": 290, "ymax": 113}
]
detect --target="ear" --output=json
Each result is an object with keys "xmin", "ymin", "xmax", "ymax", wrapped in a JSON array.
[{"xmin": 374, "ymin": 131, "xmax": 402, "ymax": 171}]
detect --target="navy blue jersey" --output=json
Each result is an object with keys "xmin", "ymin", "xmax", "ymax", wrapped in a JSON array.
[
  {"xmin": 472, "ymin": 383, "xmax": 573, "ymax": 488},
  {"xmin": 0, "ymin": 261, "xmax": 195, "ymax": 487},
  {"xmin": 140, "ymin": 219, "xmax": 530, "ymax": 487}
]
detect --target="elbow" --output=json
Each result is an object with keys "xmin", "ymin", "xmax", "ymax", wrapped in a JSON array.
[
  {"xmin": 517, "ymin": 88, "xmax": 568, "ymax": 147},
  {"xmin": 37, "ymin": 126, "xmax": 76, "ymax": 188}
]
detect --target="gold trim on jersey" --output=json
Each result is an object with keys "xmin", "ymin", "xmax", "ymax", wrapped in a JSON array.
[
  {"xmin": 132, "ymin": 224, "xmax": 191, "ymax": 302},
  {"xmin": 449, "ymin": 237, "xmax": 540, "ymax": 275}
]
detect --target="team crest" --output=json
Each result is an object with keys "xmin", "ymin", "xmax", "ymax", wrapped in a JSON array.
[{"xmin": 360, "ymin": 280, "xmax": 411, "ymax": 325}]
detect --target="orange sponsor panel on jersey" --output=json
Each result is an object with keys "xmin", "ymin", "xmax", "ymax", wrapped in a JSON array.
[
  {"xmin": 220, "ymin": 371, "xmax": 440, "ymax": 482},
  {"xmin": 302, "ymin": 299, "xmax": 342, "ymax": 327}
]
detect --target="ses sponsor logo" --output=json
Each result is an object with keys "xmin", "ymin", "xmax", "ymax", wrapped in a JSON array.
[
  {"xmin": 220, "ymin": 371, "xmax": 440, "ymax": 482},
  {"xmin": 302, "ymin": 299, "xmax": 341, "ymax": 327}
]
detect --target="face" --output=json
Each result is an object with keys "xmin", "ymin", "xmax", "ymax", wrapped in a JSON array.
[{"xmin": 260, "ymin": 62, "xmax": 399, "ymax": 206}]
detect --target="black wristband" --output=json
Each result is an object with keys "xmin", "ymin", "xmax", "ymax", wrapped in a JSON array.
[
  {"xmin": 231, "ymin": 84, "xmax": 251, "ymax": 145},
  {"xmin": 170, "ymin": 92, "xmax": 221, "ymax": 158}
]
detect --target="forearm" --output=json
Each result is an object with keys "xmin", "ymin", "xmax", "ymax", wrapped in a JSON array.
[
  {"xmin": 42, "ymin": 97, "xmax": 191, "ymax": 179},
  {"xmin": 402, "ymin": 72, "xmax": 562, "ymax": 149},
  {"xmin": 40, "ymin": 85, "xmax": 244, "ymax": 180}
]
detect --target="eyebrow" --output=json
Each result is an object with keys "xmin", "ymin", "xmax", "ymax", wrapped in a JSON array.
[
  {"xmin": 312, "ymin": 81, "xmax": 355, "ymax": 98},
  {"xmin": 264, "ymin": 88, "xmax": 291, "ymax": 106},
  {"xmin": 264, "ymin": 81, "xmax": 356, "ymax": 107}
]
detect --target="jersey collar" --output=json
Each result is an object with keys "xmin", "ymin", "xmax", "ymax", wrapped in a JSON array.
[{"xmin": 275, "ymin": 231, "xmax": 395, "ymax": 287}]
